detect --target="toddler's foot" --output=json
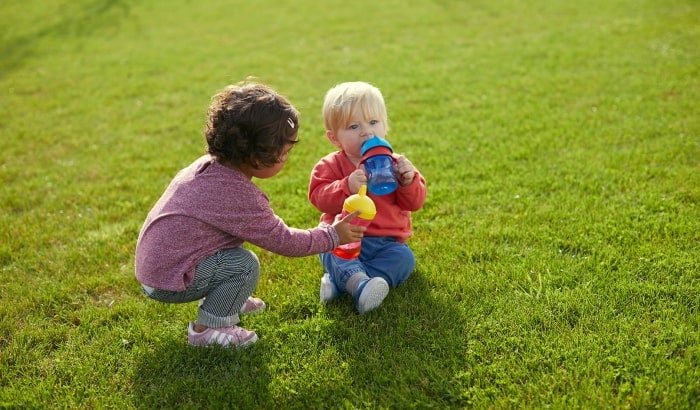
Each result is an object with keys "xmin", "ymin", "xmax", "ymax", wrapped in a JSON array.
[
  {"xmin": 356, "ymin": 277, "xmax": 389, "ymax": 314},
  {"xmin": 240, "ymin": 296, "xmax": 266, "ymax": 315},
  {"xmin": 187, "ymin": 322, "xmax": 258, "ymax": 348},
  {"xmin": 320, "ymin": 273, "xmax": 339, "ymax": 303}
]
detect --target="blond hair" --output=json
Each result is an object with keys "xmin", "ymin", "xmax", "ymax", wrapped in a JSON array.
[{"xmin": 322, "ymin": 82, "xmax": 389, "ymax": 133}]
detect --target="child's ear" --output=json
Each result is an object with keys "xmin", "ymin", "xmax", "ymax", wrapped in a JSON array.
[{"xmin": 326, "ymin": 130, "xmax": 342, "ymax": 149}]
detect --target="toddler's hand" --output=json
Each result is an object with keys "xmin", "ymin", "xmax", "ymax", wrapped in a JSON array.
[
  {"xmin": 396, "ymin": 155, "xmax": 417, "ymax": 186},
  {"xmin": 332, "ymin": 210, "xmax": 366, "ymax": 245},
  {"xmin": 347, "ymin": 167, "xmax": 368, "ymax": 194}
]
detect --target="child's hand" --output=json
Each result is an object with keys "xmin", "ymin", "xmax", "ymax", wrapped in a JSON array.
[
  {"xmin": 396, "ymin": 155, "xmax": 417, "ymax": 186},
  {"xmin": 348, "ymin": 167, "xmax": 368, "ymax": 194},
  {"xmin": 332, "ymin": 210, "xmax": 366, "ymax": 245}
]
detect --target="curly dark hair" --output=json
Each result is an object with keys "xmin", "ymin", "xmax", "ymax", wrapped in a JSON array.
[{"xmin": 204, "ymin": 82, "xmax": 299, "ymax": 169}]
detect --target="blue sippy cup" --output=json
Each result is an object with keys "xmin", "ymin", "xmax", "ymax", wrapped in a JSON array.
[{"xmin": 360, "ymin": 136, "xmax": 398, "ymax": 196}]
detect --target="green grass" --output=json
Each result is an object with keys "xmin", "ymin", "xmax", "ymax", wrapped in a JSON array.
[{"xmin": 1, "ymin": 0, "xmax": 698, "ymax": 408}]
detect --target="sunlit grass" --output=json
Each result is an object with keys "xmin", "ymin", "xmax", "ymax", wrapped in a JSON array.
[{"xmin": 1, "ymin": 0, "xmax": 698, "ymax": 408}]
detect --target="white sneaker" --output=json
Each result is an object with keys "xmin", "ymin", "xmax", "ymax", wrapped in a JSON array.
[
  {"xmin": 320, "ymin": 273, "xmax": 339, "ymax": 303},
  {"xmin": 357, "ymin": 277, "xmax": 389, "ymax": 314}
]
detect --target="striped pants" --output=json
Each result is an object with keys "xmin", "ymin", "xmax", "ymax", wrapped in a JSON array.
[{"xmin": 142, "ymin": 247, "xmax": 260, "ymax": 328}]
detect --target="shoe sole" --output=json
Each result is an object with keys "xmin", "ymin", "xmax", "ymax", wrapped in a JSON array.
[{"xmin": 357, "ymin": 278, "xmax": 389, "ymax": 314}]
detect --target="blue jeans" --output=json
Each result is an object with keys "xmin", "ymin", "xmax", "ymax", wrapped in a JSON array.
[{"xmin": 320, "ymin": 236, "xmax": 415, "ymax": 294}]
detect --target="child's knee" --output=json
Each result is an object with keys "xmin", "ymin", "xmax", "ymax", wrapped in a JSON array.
[
  {"xmin": 388, "ymin": 267, "xmax": 413, "ymax": 287},
  {"xmin": 387, "ymin": 247, "xmax": 416, "ymax": 287}
]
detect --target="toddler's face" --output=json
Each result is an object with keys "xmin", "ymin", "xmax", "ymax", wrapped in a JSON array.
[{"xmin": 329, "ymin": 112, "xmax": 387, "ymax": 164}]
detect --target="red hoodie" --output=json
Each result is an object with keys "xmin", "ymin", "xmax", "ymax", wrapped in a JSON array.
[{"xmin": 309, "ymin": 151, "xmax": 427, "ymax": 243}]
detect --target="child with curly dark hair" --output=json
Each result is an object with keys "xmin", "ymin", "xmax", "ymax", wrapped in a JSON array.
[{"xmin": 135, "ymin": 81, "xmax": 364, "ymax": 348}]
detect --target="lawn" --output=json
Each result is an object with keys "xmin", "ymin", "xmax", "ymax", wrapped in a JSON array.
[{"xmin": 1, "ymin": 0, "xmax": 698, "ymax": 408}]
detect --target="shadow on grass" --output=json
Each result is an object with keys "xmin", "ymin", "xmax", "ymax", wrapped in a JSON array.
[
  {"xmin": 295, "ymin": 271, "xmax": 467, "ymax": 406},
  {"xmin": 0, "ymin": 0, "xmax": 130, "ymax": 79},
  {"xmin": 131, "ymin": 332, "xmax": 274, "ymax": 408},
  {"xmin": 131, "ymin": 270, "xmax": 467, "ymax": 407}
]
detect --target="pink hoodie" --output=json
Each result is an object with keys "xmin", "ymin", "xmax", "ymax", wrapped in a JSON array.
[{"xmin": 136, "ymin": 155, "xmax": 339, "ymax": 291}]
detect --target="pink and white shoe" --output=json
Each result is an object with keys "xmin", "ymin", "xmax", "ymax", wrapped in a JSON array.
[
  {"xmin": 187, "ymin": 322, "xmax": 258, "ymax": 348},
  {"xmin": 198, "ymin": 297, "xmax": 266, "ymax": 315},
  {"xmin": 240, "ymin": 296, "xmax": 266, "ymax": 315}
]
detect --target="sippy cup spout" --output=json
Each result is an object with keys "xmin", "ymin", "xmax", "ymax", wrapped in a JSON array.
[{"xmin": 360, "ymin": 136, "xmax": 394, "ymax": 161}]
